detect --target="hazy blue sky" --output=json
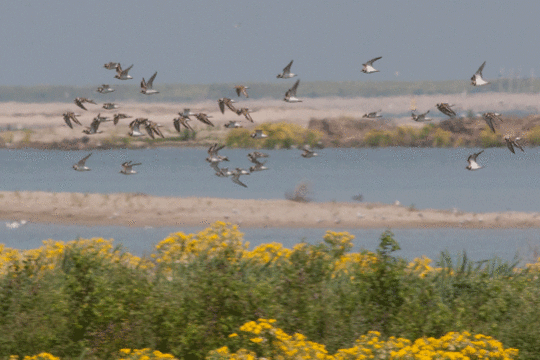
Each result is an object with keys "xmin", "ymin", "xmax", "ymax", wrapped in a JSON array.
[{"xmin": 2, "ymin": 1, "xmax": 540, "ymax": 86}]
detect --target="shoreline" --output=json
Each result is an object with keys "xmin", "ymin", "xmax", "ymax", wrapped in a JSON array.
[
  {"xmin": 2, "ymin": 191, "xmax": 540, "ymax": 229},
  {"xmin": 0, "ymin": 95, "xmax": 539, "ymax": 150}
]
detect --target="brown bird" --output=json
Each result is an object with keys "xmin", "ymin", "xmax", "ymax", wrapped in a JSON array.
[
  {"xmin": 113, "ymin": 113, "xmax": 132, "ymax": 125},
  {"xmin": 504, "ymin": 135, "xmax": 525, "ymax": 154},
  {"xmin": 436, "ymin": 103, "xmax": 456, "ymax": 118},
  {"xmin": 218, "ymin": 98, "xmax": 237, "ymax": 114},
  {"xmin": 195, "ymin": 113, "xmax": 214, "ymax": 127},
  {"xmin": 236, "ymin": 107, "xmax": 254, "ymax": 122},
  {"xmin": 482, "ymin": 112, "xmax": 503, "ymax": 133},
  {"xmin": 173, "ymin": 115, "xmax": 193, "ymax": 132},
  {"xmin": 62, "ymin": 111, "xmax": 82, "ymax": 129},
  {"xmin": 144, "ymin": 120, "xmax": 164, "ymax": 139},
  {"xmin": 234, "ymin": 85, "xmax": 249, "ymax": 98},
  {"xmin": 74, "ymin": 97, "xmax": 96, "ymax": 111}
]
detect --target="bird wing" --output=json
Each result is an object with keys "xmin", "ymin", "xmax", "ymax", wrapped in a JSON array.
[
  {"xmin": 173, "ymin": 118, "xmax": 181, "ymax": 132},
  {"xmin": 232, "ymin": 176, "xmax": 248, "ymax": 188},
  {"xmin": 78, "ymin": 153, "xmax": 92, "ymax": 166},
  {"xmin": 121, "ymin": 64, "xmax": 134, "ymax": 76},
  {"xmin": 484, "ymin": 115, "xmax": 495, "ymax": 133},
  {"xmin": 476, "ymin": 61, "xmax": 486, "ymax": 76},
  {"xmin": 63, "ymin": 114, "xmax": 73, "ymax": 129},
  {"xmin": 365, "ymin": 56, "xmax": 382, "ymax": 66},
  {"xmin": 283, "ymin": 60, "xmax": 294, "ymax": 73},
  {"xmin": 505, "ymin": 139, "xmax": 515, "ymax": 154},
  {"xmin": 218, "ymin": 99, "xmax": 225, "ymax": 114},
  {"xmin": 147, "ymin": 72, "xmax": 157, "ymax": 87},
  {"xmin": 74, "ymin": 99, "xmax": 87, "ymax": 111},
  {"xmin": 235, "ymin": 87, "xmax": 242, "ymax": 97}
]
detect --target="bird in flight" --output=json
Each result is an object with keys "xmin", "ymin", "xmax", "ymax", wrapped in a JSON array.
[
  {"xmin": 482, "ymin": 112, "xmax": 503, "ymax": 133},
  {"xmin": 73, "ymin": 153, "xmax": 92, "ymax": 171},
  {"xmin": 284, "ymin": 79, "xmax": 302, "ymax": 102},
  {"xmin": 466, "ymin": 150, "xmax": 484, "ymax": 171},
  {"xmin": 504, "ymin": 135, "xmax": 525, "ymax": 154},
  {"xmin": 471, "ymin": 61, "xmax": 489, "ymax": 86},
  {"xmin": 140, "ymin": 72, "xmax": 159, "ymax": 95},
  {"xmin": 115, "ymin": 64, "xmax": 134, "ymax": 80},
  {"xmin": 234, "ymin": 85, "xmax": 250, "ymax": 98},
  {"xmin": 436, "ymin": 103, "xmax": 457, "ymax": 118},
  {"xmin": 277, "ymin": 60, "xmax": 296, "ymax": 79},
  {"xmin": 362, "ymin": 56, "xmax": 382, "ymax": 74}
]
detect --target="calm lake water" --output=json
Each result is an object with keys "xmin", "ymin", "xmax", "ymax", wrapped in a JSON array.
[
  {"xmin": 1, "ymin": 223, "xmax": 539, "ymax": 265},
  {"xmin": 1, "ymin": 147, "xmax": 539, "ymax": 264},
  {"xmin": 0, "ymin": 147, "xmax": 539, "ymax": 212}
]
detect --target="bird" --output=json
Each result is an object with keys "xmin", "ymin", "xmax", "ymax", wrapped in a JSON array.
[
  {"xmin": 115, "ymin": 64, "xmax": 134, "ymax": 80},
  {"xmin": 411, "ymin": 110, "xmax": 432, "ymax": 122},
  {"xmin": 63, "ymin": 112, "xmax": 82, "ymax": 129},
  {"xmin": 284, "ymin": 79, "xmax": 302, "ymax": 102},
  {"xmin": 214, "ymin": 167, "xmax": 233, "ymax": 177},
  {"xmin": 102, "ymin": 103, "xmax": 119, "ymax": 110},
  {"xmin": 236, "ymin": 107, "xmax": 254, "ymax": 122},
  {"xmin": 140, "ymin": 71, "xmax": 159, "ymax": 95},
  {"xmin": 224, "ymin": 121, "xmax": 243, "ymax": 128},
  {"xmin": 180, "ymin": 108, "xmax": 197, "ymax": 117},
  {"xmin": 74, "ymin": 97, "xmax": 96, "ymax": 111},
  {"xmin": 230, "ymin": 168, "xmax": 250, "ymax": 187},
  {"xmin": 120, "ymin": 161, "xmax": 141, "ymax": 175},
  {"xmin": 471, "ymin": 61, "xmax": 489, "ymax": 86},
  {"xmin": 113, "ymin": 113, "xmax": 131, "ymax": 125},
  {"xmin": 362, "ymin": 110, "xmax": 382, "ymax": 119},
  {"xmin": 128, "ymin": 118, "xmax": 148, "ymax": 137},
  {"xmin": 144, "ymin": 120, "xmax": 164, "ymax": 139},
  {"xmin": 73, "ymin": 153, "xmax": 92, "ymax": 171},
  {"xmin": 277, "ymin": 60, "xmax": 296, "ymax": 79},
  {"xmin": 251, "ymin": 130, "xmax": 268, "ymax": 139},
  {"xmin": 173, "ymin": 115, "xmax": 193, "ymax": 132},
  {"xmin": 82, "ymin": 117, "xmax": 104, "ymax": 135},
  {"xmin": 504, "ymin": 135, "xmax": 525, "ymax": 154},
  {"xmin": 248, "ymin": 151, "xmax": 269, "ymax": 162},
  {"xmin": 234, "ymin": 85, "xmax": 249, "ymax": 98},
  {"xmin": 466, "ymin": 150, "xmax": 484, "ymax": 171},
  {"xmin": 249, "ymin": 161, "xmax": 268, "ymax": 172},
  {"xmin": 247, "ymin": 153, "xmax": 269, "ymax": 172},
  {"xmin": 195, "ymin": 113, "xmax": 214, "ymax": 127},
  {"xmin": 482, "ymin": 112, "xmax": 503, "ymax": 133},
  {"xmin": 436, "ymin": 103, "xmax": 457, "ymax": 118},
  {"xmin": 96, "ymin": 84, "xmax": 115, "ymax": 94},
  {"xmin": 362, "ymin": 56, "xmax": 382, "ymax": 74},
  {"xmin": 301, "ymin": 145, "xmax": 318, "ymax": 158},
  {"xmin": 103, "ymin": 62, "xmax": 119, "ymax": 70},
  {"xmin": 206, "ymin": 143, "xmax": 229, "ymax": 168},
  {"xmin": 218, "ymin": 98, "xmax": 237, "ymax": 114}
]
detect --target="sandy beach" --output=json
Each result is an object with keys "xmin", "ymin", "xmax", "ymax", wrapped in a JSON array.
[{"xmin": 1, "ymin": 191, "xmax": 540, "ymax": 229}]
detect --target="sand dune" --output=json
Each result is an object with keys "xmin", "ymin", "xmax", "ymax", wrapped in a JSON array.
[{"xmin": 1, "ymin": 191, "xmax": 539, "ymax": 229}]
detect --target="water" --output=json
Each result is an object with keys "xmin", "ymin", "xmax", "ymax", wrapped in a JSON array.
[
  {"xmin": 1, "ymin": 147, "xmax": 540, "ymax": 264},
  {"xmin": 1, "ymin": 147, "xmax": 540, "ymax": 213},
  {"xmin": 1, "ymin": 223, "xmax": 539, "ymax": 264}
]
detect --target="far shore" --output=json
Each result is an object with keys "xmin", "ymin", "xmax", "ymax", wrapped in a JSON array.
[
  {"xmin": 1, "ymin": 191, "xmax": 540, "ymax": 229},
  {"xmin": 0, "ymin": 94, "xmax": 539, "ymax": 149}
]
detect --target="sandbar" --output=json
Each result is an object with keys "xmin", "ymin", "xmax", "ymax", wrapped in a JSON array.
[{"xmin": 1, "ymin": 191, "xmax": 539, "ymax": 229}]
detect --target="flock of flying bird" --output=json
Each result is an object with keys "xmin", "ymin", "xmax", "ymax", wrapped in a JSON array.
[
  {"xmin": 63, "ymin": 60, "xmax": 317, "ymax": 186},
  {"xmin": 63, "ymin": 57, "xmax": 523, "ymax": 186}
]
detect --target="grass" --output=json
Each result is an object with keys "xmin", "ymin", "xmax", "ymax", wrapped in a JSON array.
[{"xmin": 0, "ymin": 222, "xmax": 538, "ymax": 359}]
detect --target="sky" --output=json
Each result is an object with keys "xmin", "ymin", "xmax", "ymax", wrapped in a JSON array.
[{"xmin": 2, "ymin": 1, "xmax": 540, "ymax": 86}]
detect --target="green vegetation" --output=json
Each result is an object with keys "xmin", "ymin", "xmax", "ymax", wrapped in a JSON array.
[
  {"xmin": 479, "ymin": 127, "xmax": 504, "ymax": 148},
  {"xmin": 225, "ymin": 122, "xmax": 323, "ymax": 149},
  {"xmin": 0, "ymin": 222, "xmax": 538, "ymax": 359},
  {"xmin": 525, "ymin": 125, "xmax": 540, "ymax": 145}
]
